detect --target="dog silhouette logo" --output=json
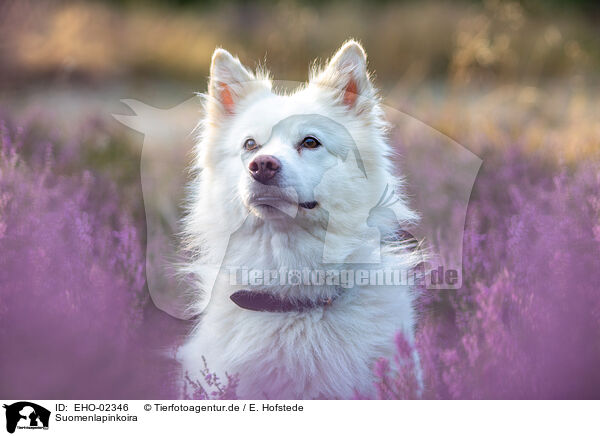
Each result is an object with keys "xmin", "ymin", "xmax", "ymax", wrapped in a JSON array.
[
  {"xmin": 3, "ymin": 402, "xmax": 50, "ymax": 433},
  {"xmin": 113, "ymin": 83, "xmax": 481, "ymax": 318}
]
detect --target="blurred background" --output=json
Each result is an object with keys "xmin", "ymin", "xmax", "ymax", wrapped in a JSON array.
[
  {"xmin": 1, "ymin": 0, "xmax": 598, "ymax": 158},
  {"xmin": 1, "ymin": 0, "xmax": 599, "ymax": 399}
]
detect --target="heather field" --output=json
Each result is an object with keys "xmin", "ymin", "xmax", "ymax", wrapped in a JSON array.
[{"xmin": 1, "ymin": 0, "xmax": 599, "ymax": 399}]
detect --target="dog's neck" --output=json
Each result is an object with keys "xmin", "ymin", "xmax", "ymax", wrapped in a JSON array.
[{"xmin": 201, "ymin": 208, "xmax": 387, "ymax": 303}]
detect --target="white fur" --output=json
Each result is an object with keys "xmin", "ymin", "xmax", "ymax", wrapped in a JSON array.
[{"xmin": 178, "ymin": 40, "xmax": 421, "ymax": 399}]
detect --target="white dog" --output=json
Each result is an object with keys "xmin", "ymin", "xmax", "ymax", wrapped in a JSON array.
[{"xmin": 178, "ymin": 40, "xmax": 422, "ymax": 399}]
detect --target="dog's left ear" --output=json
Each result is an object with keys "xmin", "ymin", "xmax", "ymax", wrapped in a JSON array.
[{"xmin": 311, "ymin": 40, "xmax": 375, "ymax": 112}]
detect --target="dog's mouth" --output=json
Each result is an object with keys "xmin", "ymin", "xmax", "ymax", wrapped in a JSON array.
[
  {"xmin": 250, "ymin": 196, "xmax": 294, "ymax": 206},
  {"xmin": 246, "ymin": 183, "xmax": 319, "ymax": 218},
  {"xmin": 250, "ymin": 197, "xmax": 318, "ymax": 209},
  {"xmin": 247, "ymin": 196, "xmax": 319, "ymax": 219}
]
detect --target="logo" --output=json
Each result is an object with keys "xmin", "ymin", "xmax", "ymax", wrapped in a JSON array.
[
  {"xmin": 114, "ymin": 82, "xmax": 481, "ymax": 318},
  {"xmin": 3, "ymin": 402, "xmax": 50, "ymax": 434}
]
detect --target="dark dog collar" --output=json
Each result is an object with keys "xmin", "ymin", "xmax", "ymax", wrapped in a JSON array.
[{"xmin": 230, "ymin": 289, "xmax": 339, "ymax": 313}]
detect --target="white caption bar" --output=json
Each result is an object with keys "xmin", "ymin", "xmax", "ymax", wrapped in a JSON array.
[{"xmin": 1, "ymin": 400, "xmax": 597, "ymax": 436}]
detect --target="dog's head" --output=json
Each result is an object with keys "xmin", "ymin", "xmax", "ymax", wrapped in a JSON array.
[{"xmin": 190, "ymin": 40, "xmax": 415, "ymax": 241}]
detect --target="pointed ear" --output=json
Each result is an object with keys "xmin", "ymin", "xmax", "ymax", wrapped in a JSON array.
[
  {"xmin": 312, "ymin": 40, "xmax": 374, "ymax": 111},
  {"xmin": 207, "ymin": 48, "xmax": 257, "ymax": 117}
]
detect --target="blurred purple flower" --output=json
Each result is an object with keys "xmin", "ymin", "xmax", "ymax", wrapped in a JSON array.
[
  {"xmin": 0, "ymin": 119, "xmax": 184, "ymax": 398},
  {"xmin": 2, "ymin": 114, "xmax": 599, "ymax": 400},
  {"xmin": 371, "ymin": 148, "xmax": 600, "ymax": 399}
]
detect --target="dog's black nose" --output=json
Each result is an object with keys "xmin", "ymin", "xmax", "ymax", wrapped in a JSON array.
[{"xmin": 249, "ymin": 155, "xmax": 281, "ymax": 183}]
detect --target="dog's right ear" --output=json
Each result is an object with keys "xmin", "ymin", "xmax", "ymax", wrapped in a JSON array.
[{"xmin": 207, "ymin": 48, "xmax": 257, "ymax": 119}]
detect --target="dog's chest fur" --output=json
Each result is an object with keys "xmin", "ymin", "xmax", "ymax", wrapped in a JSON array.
[{"xmin": 178, "ymin": 276, "xmax": 415, "ymax": 399}]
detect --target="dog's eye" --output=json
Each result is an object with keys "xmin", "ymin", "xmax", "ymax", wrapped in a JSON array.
[
  {"xmin": 244, "ymin": 138, "xmax": 259, "ymax": 151},
  {"xmin": 301, "ymin": 136, "xmax": 321, "ymax": 149}
]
